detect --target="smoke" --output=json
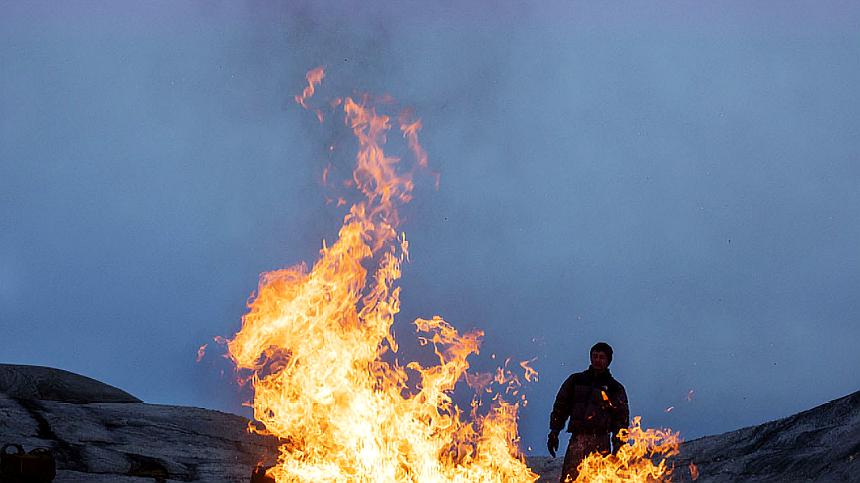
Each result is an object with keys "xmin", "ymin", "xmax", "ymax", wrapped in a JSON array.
[{"xmin": 2, "ymin": 0, "xmax": 859, "ymax": 456}]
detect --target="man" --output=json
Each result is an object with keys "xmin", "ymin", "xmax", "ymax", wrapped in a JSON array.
[{"xmin": 547, "ymin": 342, "xmax": 629, "ymax": 482}]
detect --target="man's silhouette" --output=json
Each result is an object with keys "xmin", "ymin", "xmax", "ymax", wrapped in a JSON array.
[{"xmin": 547, "ymin": 342, "xmax": 629, "ymax": 482}]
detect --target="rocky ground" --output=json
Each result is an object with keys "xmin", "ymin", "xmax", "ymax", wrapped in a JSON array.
[
  {"xmin": 0, "ymin": 364, "xmax": 279, "ymax": 482},
  {"xmin": 1, "ymin": 364, "xmax": 857, "ymax": 482},
  {"xmin": 667, "ymin": 389, "xmax": 859, "ymax": 482}
]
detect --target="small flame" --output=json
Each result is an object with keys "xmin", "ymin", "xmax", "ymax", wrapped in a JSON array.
[
  {"xmin": 196, "ymin": 343, "xmax": 207, "ymax": 363},
  {"xmin": 321, "ymin": 164, "xmax": 332, "ymax": 186},
  {"xmin": 600, "ymin": 390, "xmax": 615, "ymax": 408},
  {"xmin": 294, "ymin": 66, "xmax": 325, "ymax": 110},
  {"xmin": 689, "ymin": 462, "xmax": 699, "ymax": 480},
  {"xmin": 519, "ymin": 359, "xmax": 538, "ymax": 383}
]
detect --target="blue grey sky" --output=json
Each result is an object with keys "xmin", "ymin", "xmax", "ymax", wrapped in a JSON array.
[{"xmin": 2, "ymin": 1, "xmax": 859, "ymax": 455}]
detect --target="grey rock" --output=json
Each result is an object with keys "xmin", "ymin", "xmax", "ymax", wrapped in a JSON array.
[
  {"xmin": 669, "ymin": 390, "xmax": 860, "ymax": 482},
  {"xmin": 0, "ymin": 397, "xmax": 280, "ymax": 483},
  {"xmin": 0, "ymin": 365, "xmax": 278, "ymax": 482},
  {"xmin": 527, "ymin": 455, "xmax": 561, "ymax": 482},
  {"xmin": 0, "ymin": 364, "xmax": 140, "ymax": 404}
]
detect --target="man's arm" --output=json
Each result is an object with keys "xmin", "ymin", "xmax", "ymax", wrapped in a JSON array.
[
  {"xmin": 547, "ymin": 375, "xmax": 575, "ymax": 457},
  {"xmin": 549, "ymin": 375, "xmax": 575, "ymax": 433}
]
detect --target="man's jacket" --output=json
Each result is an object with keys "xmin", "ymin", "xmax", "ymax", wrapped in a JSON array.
[{"xmin": 550, "ymin": 367, "xmax": 629, "ymax": 437}]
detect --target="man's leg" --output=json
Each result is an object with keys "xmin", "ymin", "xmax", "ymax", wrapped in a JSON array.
[
  {"xmin": 559, "ymin": 434, "xmax": 611, "ymax": 483},
  {"xmin": 559, "ymin": 434, "xmax": 586, "ymax": 483}
]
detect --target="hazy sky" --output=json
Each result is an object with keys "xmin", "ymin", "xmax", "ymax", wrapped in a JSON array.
[{"xmin": 2, "ymin": 1, "xmax": 859, "ymax": 455}]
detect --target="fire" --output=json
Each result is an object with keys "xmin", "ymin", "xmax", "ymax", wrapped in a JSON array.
[
  {"xmin": 226, "ymin": 68, "xmax": 536, "ymax": 482},
  {"xmin": 571, "ymin": 417, "xmax": 681, "ymax": 482},
  {"xmin": 294, "ymin": 66, "xmax": 326, "ymax": 123},
  {"xmin": 226, "ymin": 66, "xmax": 683, "ymax": 483},
  {"xmin": 600, "ymin": 390, "xmax": 614, "ymax": 408},
  {"xmin": 294, "ymin": 66, "xmax": 325, "ymax": 109}
]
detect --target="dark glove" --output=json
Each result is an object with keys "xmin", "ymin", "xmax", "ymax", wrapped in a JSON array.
[{"xmin": 547, "ymin": 431, "xmax": 560, "ymax": 458}]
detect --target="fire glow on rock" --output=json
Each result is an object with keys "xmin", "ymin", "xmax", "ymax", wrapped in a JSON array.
[{"xmin": 226, "ymin": 67, "xmax": 681, "ymax": 482}]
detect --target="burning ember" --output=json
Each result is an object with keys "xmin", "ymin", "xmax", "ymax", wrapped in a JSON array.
[{"xmin": 225, "ymin": 67, "xmax": 682, "ymax": 482}]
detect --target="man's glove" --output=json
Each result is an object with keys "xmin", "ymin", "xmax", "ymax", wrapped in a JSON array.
[{"xmin": 547, "ymin": 431, "xmax": 560, "ymax": 458}]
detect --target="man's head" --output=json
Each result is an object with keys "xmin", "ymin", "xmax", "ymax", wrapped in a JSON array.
[{"xmin": 590, "ymin": 342, "xmax": 613, "ymax": 372}]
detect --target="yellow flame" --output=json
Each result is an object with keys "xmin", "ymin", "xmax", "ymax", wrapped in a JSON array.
[
  {"xmin": 570, "ymin": 417, "xmax": 681, "ymax": 482},
  {"xmin": 227, "ymin": 68, "xmax": 536, "ymax": 482}
]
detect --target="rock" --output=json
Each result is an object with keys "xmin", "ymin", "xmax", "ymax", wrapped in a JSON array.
[
  {"xmin": 0, "ymin": 365, "xmax": 278, "ymax": 482},
  {"xmin": 0, "ymin": 397, "xmax": 280, "ymax": 482},
  {"xmin": 526, "ymin": 455, "xmax": 561, "ymax": 482},
  {"xmin": 0, "ymin": 364, "xmax": 140, "ymax": 404},
  {"xmin": 670, "ymin": 390, "xmax": 860, "ymax": 482}
]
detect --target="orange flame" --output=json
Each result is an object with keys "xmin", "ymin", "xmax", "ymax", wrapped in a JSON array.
[
  {"xmin": 196, "ymin": 343, "xmax": 207, "ymax": 363},
  {"xmin": 226, "ymin": 68, "xmax": 536, "ymax": 482},
  {"xmin": 689, "ymin": 462, "xmax": 699, "ymax": 480},
  {"xmin": 519, "ymin": 359, "xmax": 538, "ymax": 383},
  {"xmin": 571, "ymin": 417, "xmax": 681, "ymax": 482},
  {"xmin": 600, "ymin": 390, "xmax": 615, "ymax": 409},
  {"xmin": 294, "ymin": 66, "xmax": 325, "ymax": 110}
]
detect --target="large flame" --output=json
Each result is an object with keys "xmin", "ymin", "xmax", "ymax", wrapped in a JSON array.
[{"xmin": 227, "ymin": 67, "xmax": 537, "ymax": 482}]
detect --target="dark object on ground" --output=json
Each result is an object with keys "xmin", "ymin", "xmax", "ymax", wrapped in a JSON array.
[
  {"xmin": 0, "ymin": 443, "xmax": 55, "ymax": 482},
  {"xmin": 250, "ymin": 465, "xmax": 275, "ymax": 483}
]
